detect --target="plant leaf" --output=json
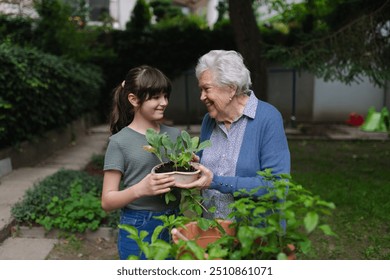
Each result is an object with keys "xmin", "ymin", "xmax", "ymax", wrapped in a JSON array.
[
  {"xmin": 237, "ymin": 226, "xmax": 254, "ymax": 256},
  {"xmin": 150, "ymin": 240, "xmax": 171, "ymax": 260},
  {"xmin": 304, "ymin": 211, "xmax": 319, "ymax": 233},
  {"xmin": 181, "ymin": 130, "xmax": 192, "ymax": 147},
  {"xmin": 190, "ymin": 136, "xmax": 199, "ymax": 149},
  {"xmin": 319, "ymin": 224, "xmax": 338, "ymax": 237},
  {"xmin": 151, "ymin": 225, "xmax": 165, "ymax": 243},
  {"xmin": 118, "ymin": 224, "xmax": 138, "ymax": 236},
  {"xmin": 186, "ymin": 241, "xmax": 205, "ymax": 260},
  {"xmin": 161, "ymin": 134, "xmax": 174, "ymax": 150},
  {"xmin": 197, "ymin": 218, "xmax": 213, "ymax": 231},
  {"xmin": 139, "ymin": 230, "xmax": 149, "ymax": 240},
  {"xmin": 197, "ymin": 139, "xmax": 211, "ymax": 151}
]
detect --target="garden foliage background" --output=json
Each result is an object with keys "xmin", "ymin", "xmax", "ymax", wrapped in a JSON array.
[
  {"xmin": 1, "ymin": 0, "xmax": 389, "ymax": 146},
  {"xmin": 0, "ymin": 0, "xmax": 235, "ymax": 148}
]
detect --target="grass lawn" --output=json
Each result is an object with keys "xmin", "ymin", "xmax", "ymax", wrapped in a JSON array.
[{"xmin": 289, "ymin": 139, "xmax": 390, "ymax": 259}]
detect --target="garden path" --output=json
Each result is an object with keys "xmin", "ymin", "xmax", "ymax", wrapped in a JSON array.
[{"xmin": 0, "ymin": 125, "xmax": 110, "ymax": 259}]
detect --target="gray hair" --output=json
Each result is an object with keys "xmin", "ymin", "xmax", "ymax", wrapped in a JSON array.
[{"xmin": 195, "ymin": 50, "xmax": 252, "ymax": 95}]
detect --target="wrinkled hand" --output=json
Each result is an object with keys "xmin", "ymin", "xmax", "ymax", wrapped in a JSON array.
[
  {"xmin": 191, "ymin": 153, "xmax": 200, "ymax": 163},
  {"xmin": 174, "ymin": 163, "xmax": 213, "ymax": 190}
]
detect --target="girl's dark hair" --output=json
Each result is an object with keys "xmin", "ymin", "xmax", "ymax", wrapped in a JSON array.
[{"xmin": 109, "ymin": 65, "xmax": 172, "ymax": 134}]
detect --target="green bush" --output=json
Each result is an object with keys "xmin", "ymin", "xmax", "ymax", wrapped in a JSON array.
[
  {"xmin": 0, "ymin": 15, "xmax": 34, "ymax": 46},
  {"xmin": 11, "ymin": 169, "xmax": 119, "ymax": 232},
  {"xmin": 36, "ymin": 180, "xmax": 106, "ymax": 233},
  {"xmin": 94, "ymin": 15, "xmax": 236, "ymax": 119},
  {"xmin": 0, "ymin": 42, "xmax": 104, "ymax": 147},
  {"xmin": 0, "ymin": 1, "xmax": 237, "ymax": 131}
]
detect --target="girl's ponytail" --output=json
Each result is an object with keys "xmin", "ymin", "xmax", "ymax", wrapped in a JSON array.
[{"xmin": 109, "ymin": 84, "xmax": 133, "ymax": 134}]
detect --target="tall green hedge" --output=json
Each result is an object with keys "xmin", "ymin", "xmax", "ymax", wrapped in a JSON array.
[
  {"xmin": 0, "ymin": 15, "xmax": 34, "ymax": 46},
  {"xmin": 0, "ymin": 43, "xmax": 104, "ymax": 147},
  {"xmin": 94, "ymin": 18, "xmax": 236, "ymax": 118}
]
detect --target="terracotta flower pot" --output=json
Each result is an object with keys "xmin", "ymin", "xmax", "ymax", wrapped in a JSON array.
[
  {"xmin": 172, "ymin": 221, "xmax": 296, "ymax": 260},
  {"xmin": 171, "ymin": 220, "xmax": 235, "ymax": 248},
  {"xmin": 151, "ymin": 162, "xmax": 200, "ymax": 184},
  {"xmin": 285, "ymin": 244, "xmax": 296, "ymax": 260},
  {"xmin": 171, "ymin": 220, "xmax": 235, "ymax": 259}
]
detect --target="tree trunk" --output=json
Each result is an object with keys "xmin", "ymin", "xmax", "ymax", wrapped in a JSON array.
[{"xmin": 228, "ymin": 0, "xmax": 268, "ymax": 101}]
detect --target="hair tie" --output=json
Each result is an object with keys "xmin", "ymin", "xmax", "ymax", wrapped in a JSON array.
[{"xmin": 121, "ymin": 80, "xmax": 125, "ymax": 88}]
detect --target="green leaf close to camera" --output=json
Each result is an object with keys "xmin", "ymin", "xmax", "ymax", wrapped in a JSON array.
[{"xmin": 304, "ymin": 211, "xmax": 319, "ymax": 233}]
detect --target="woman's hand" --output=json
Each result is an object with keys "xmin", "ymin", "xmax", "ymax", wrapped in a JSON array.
[
  {"xmin": 191, "ymin": 153, "xmax": 200, "ymax": 163},
  {"xmin": 174, "ymin": 163, "xmax": 213, "ymax": 190}
]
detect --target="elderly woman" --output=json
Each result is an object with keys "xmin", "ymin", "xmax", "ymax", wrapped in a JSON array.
[{"xmin": 175, "ymin": 50, "xmax": 290, "ymax": 219}]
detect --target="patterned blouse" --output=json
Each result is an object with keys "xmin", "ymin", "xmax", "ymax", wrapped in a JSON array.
[{"xmin": 201, "ymin": 93, "xmax": 258, "ymax": 219}]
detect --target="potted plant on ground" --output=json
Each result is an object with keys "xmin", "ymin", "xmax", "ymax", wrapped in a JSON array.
[{"xmin": 119, "ymin": 169, "xmax": 337, "ymax": 260}]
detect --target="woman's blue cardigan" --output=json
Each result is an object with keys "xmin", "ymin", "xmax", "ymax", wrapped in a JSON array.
[{"xmin": 199, "ymin": 100, "xmax": 291, "ymax": 197}]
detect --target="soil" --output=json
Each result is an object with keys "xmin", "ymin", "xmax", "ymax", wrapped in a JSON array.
[
  {"xmin": 154, "ymin": 161, "xmax": 197, "ymax": 173},
  {"xmin": 83, "ymin": 161, "xmax": 104, "ymax": 177},
  {"xmin": 46, "ymin": 236, "xmax": 119, "ymax": 260}
]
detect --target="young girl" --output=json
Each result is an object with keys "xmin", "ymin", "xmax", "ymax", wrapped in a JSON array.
[{"xmin": 102, "ymin": 65, "xmax": 181, "ymax": 260}]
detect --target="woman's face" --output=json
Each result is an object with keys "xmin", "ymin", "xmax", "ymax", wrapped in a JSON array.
[{"xmin": 198, "ymin": 70, "xmax": 235, "ymax": 122}]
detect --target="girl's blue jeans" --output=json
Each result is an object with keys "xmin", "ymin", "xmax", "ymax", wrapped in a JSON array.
[{"xmin": 118, "ymin": 207, "xmax": 179, "ymax": 260}]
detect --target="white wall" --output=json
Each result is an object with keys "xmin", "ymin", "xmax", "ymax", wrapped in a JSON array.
[
  {"xmin": 109, "ymin": 0, "xmax": 136, "ymax": 29},
  {"xmin": 206, "ymin": 0, "xmax": 218, "ymax": 27},
  {"xmin": 0, "ymin": 0, "xmax": 37, "ymax": 17},
  {"xmin": 313, "ymin": 77, "xmax": 385, "ymax": 122}
]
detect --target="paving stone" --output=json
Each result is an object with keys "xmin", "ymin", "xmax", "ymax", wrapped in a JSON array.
[
  {"xmin": 0, "ymin": 237, "xmax": 57, "ymax": 260},
  {"xmin": 0, "ymin": 157, "xmax": 12, "ymax": 178}
]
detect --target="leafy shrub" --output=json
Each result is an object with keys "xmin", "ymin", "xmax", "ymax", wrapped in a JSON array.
[
  {"xmin": 0, "ymin": 15, "xmax": 34, "ymax": 46},
  {"xmin": 11, "ymin": 169, "xmax": 118, "ymax": 232},
  {"xmin": 0, "ymin": 42, "xmax": 104, "ymax": 147},
  {"xmin": 36, "ymin": 180, "xmax": 106, "ymax": 232},
  {"xmin": 101, "ymin": 13, "xmax": 224, "ymax": 86},
  {"xmin": 121, "ymin": 170, "xmax": 336, "ymax": 260}
]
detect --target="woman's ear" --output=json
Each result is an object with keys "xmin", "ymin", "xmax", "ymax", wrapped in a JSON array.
[
  {"xmin": 128, "ymin": 93, "xmax": 139, "ymax": 107},
  {"xmin": 228, "ymin": 84, "xmax": 238, "ymax": 97}
]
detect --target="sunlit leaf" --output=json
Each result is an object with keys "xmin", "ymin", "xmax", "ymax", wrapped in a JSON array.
[{"xmin": 304, "ymin": 212, "xmax": 319, "ymax": 233}]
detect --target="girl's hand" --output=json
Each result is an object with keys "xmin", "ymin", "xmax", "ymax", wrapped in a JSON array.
[
  {"xmin": 137, "ymin": 173, "xmax": 175, "ymax": 196},
  {"xmin": 174, "ymin": 163, "xmax": 213, "ymax": 190}
]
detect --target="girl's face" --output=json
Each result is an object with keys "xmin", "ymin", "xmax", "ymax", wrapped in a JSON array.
[
  {"xmin": 131, "ymin": 92, "xmax": 169, "ymax": 122},
  {"xmin": 198, "ymin": 70, "xmax": 235, "ymax": 122}
]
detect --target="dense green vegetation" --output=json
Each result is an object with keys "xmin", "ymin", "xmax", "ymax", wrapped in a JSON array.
[
  {"xmin": 11, "ymin": 169, "xmax": 119, "ymax": 232},
  {"xmin": 1, "ymin": 0, "xmax": 388, "ymax": 146},
  {"xmin": 0, "ymin": 43, "xmax": 103, "ymax": 147},
  {"xmin": 289, "ymin": 139, "xmax": 390, "ymax": 259}
]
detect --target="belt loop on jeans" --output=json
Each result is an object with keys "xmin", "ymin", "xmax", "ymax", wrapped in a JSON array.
[{"xmin": 122, "ymin": 207, "xmax": 178, "ymax": 217}]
